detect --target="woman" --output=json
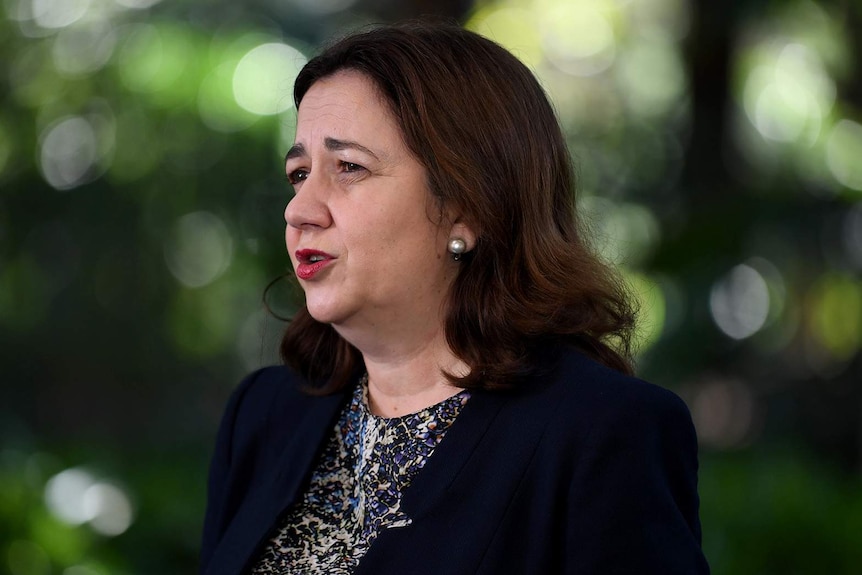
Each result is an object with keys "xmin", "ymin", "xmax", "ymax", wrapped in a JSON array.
[{"xmin": 201, "ymin": 21, "xmax": 709, "ymax": 575}]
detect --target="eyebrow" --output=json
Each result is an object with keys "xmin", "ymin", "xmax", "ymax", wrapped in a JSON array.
[{"xmin": 284, "ymin": 137, "xmax": 381, "ymax": 164}]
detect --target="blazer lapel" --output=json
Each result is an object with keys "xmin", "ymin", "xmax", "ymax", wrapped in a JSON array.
[
  {"xmin": 205, "ymin": 388, "xmax": 350, "ymax": 575},
  {"xmin": 397, "ymin": 389, "xmax": 509, "ymax": 521},
  {"xmin": 353, "ymin": 390, "xmax": 511, "ymax": 575},
  {"xmin": 398, "ymin": 351, "xmax": 566, "ymax": 520}
]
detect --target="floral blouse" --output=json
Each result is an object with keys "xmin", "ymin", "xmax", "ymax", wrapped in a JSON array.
[{"xmin": 250, "ymin": 375, "xmax": 470, "ymax": 574}]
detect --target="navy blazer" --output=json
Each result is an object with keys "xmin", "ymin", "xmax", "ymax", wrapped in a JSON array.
[{"xmin": 201, "ymin": 348, "xmax": 709, "ymax": 574}]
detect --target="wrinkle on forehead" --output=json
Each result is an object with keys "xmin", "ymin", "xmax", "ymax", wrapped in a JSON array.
[{"xmin": 292, "ymin": 70, "xmax": 408, "ymax": 161}]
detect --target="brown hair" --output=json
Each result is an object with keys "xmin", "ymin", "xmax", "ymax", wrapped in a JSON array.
[{"xmin": 279, "ymin": 21, "xmax": 636, "ymax": 392}]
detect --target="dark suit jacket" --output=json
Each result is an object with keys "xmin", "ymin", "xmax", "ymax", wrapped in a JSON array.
[{"xmin": 201, "ymin": 348, "xmax": 709, "ymax": 574}]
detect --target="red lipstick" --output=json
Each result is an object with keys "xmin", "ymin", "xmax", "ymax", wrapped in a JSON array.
[{"xmin": 294, "ymin": 249, "xmax": 335, "ymax": 280}]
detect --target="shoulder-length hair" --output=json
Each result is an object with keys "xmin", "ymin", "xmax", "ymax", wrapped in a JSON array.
[{"xmin": 278, "ymin": 21, "xmax": 636, "ymax": 392}]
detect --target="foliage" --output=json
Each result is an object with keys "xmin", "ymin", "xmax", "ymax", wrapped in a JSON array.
[
  {"xmin": 1, "ymin": 0, "xmax": 860, "ymax": 573},
  {"xmin": 700, "ymin": 451, "xmax": 862, "ymax": 574}
]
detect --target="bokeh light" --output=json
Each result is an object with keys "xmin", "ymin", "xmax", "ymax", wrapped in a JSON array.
[
  {"xmin": 688, "ymin": 377, "xmax": 759, "ymax": 449},
  {"xmin": 118, "ymin": 23, "xmax": 196, "ymax": 99},
  {"xmin": 31, "ymin": 0, "xmax": 91, "ymax": 30},
  {"xmin": 539, "ymin": 1, "xmax": 617, "ymax": 77},
  {"xmin": 825, "ymin": 120, "xmax": 862, "ymax": 192},
  {"xmin": 232, "ymin": 42, "xmax": 307, "ymax": 116},
  {"xmin": 742, "ymin": 43, "xmax": 834, "ymax": 146},
  {"xmin": 44, "ymin": 468, "xmax": 134, "ymax": 537},
  {"xmin": 38, "ymin": 116, "xmax": 99, "ymax": 190},
  {"xmin": 52, "ymin": 18, "xmax": 117, "ymax": 77},
  {"xmin": 615, "ymin": 38, "xmax": 686, "ymax": 118},
  {"xmin": 809, "ymin": 273, "xmax": 862, "ymax": 361},
  {"xmin": 582, "ymin": 197, "xmax": 661, "ymax": 266},
  {"xmin": 44, "ymin": 468, "xmax": 97, "ymax": 526},
  {"xmin": 466, "ymin": 6, "xmax": 542, "ymax": 69},
  {"xmin": 115, "ymin": 0, "xmax": 164, "ymax": 8},
  {"xmin": 710, "ymin": 264, "xmax": 770, "ymax": 340},
  {"xmin": 163, "ymin": 211, "xmax": 234, "ymax": 289},
  {"xmin": 81, "ymin": 483, "xmax": 134, "ymax": 536}
]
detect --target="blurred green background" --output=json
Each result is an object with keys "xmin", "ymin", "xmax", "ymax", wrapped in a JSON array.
[{"xmin": 1, "ymin": 0, "xmax": 861, "ymax": 573}]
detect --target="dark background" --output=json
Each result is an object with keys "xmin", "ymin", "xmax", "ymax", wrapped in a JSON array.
[{"xmin": 1, "ymin": 0, "xmax": 861, "ymax": 573}]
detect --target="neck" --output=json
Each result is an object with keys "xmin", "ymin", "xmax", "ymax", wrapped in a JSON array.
[
  {"xmin": 336, "ymin": 323, "xmax": 468, "ymax": 418},
  {"xmin": 364, "ymin": 357, "xmax": 467, "ymax": 419}
]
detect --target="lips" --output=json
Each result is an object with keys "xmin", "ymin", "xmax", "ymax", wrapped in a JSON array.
[{"xmin": 294, "ymin": 249, "xmax": 335, "ymax": 280}]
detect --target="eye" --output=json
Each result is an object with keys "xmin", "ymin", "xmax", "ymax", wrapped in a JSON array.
[
  {"xmin": 287, "ymin": 168, "xmax": 309, "ymax": 185},
  {"xmin": 341, "ymin": 161, "xmax": 364, "ymax": 173}
]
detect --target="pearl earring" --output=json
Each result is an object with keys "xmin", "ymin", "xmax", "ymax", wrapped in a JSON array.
[{"xmin": 448, "ymin": 238, "xmax": 467, "ymax": 261}]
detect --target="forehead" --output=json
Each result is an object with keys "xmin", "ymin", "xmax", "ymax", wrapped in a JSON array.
[{"xmin": 295, "ymin": 70, "xmax": 400, "ymax": 141}]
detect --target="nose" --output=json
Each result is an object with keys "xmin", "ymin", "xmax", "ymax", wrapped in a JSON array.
[{"xmin": 284, "ymin": 175, "xmax": 332, "ymax": 230}]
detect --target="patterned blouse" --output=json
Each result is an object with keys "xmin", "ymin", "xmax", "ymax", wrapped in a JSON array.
[{"xmin": 250, "ymin": 375, "xmax": 471, "ymax": 574}]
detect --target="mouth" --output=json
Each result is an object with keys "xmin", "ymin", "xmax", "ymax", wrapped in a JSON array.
[{"xmin": 294, "ymin": 249, "xmax": 335, "ymax": 280}]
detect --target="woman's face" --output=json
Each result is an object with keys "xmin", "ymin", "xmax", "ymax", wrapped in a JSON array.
[{"xmin": 284, "ymin": 70, "xmax": 463, "ymax": 340}]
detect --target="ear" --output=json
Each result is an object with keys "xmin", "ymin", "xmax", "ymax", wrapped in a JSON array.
[{"xmin": 448, "ymin": 219, "xmax": 478, "ymax": 253}]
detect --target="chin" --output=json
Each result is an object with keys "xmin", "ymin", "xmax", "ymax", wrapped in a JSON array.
[
  {"xmin": 305, "ymin": 306, "xmax": 336, "ymax": 325},
  {"xmin": 304, "ymin": 298, "xmax": 349, "ymax": 326}
]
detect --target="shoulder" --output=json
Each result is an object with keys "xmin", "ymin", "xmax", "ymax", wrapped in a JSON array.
[
  {"xmin": 527, "ymin": 349, "xmax": 706, "ymax": 571},
  {"xmin": 226, "ymin": 365, "xmax": 313, "ymax": 420},
  {"xmin": 529, "ymin": 347, "xmax": 695, "ymax": 447},
  {"xmin": 560, "ymin": 346, "xmax": 689, "ymax": 415},
  {"xmin": 217, "ymin": 366, "xmax": 347, "ymax": 462},
  {"xmin": 220, "ymin": 367, "xmax": 299, "ymax": 437}
]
